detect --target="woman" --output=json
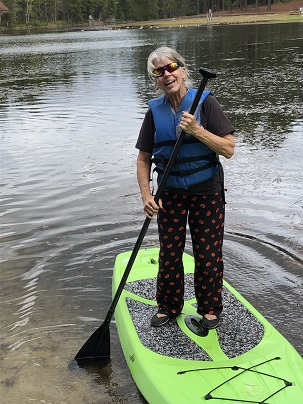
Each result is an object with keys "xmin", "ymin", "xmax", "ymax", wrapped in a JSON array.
[{"xmin": 136, "ymin": 47, "xmax": 235, "ymax": 329}]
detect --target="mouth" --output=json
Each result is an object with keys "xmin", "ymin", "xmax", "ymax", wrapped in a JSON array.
[{"xmin": 165, "ymin": 79, "xmax": 176, "ymax": 86}]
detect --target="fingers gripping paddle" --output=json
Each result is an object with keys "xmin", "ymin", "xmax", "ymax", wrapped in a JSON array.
[{"xmin": 75, "ymin": 67, "xmax": 217, "ymax": 362}]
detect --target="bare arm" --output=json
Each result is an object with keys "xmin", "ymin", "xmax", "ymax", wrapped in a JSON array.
[
  {"xmin": 179, "ymin": 112, "xmax": 235, "ymax": 159},
  {"xmin": 137, "ymin": 150, "xmax": 162, "ymax": 218}
]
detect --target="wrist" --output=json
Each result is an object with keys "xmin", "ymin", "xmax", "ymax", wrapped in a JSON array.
[{"xmin": 141, "ymin": 191, "xmax": 151, "ymax": 201}]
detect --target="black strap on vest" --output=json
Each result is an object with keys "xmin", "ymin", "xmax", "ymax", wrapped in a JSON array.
[
  {"xmin": 151, "ymin": 154, "xmax": 215, "ymax": 166},
  {"xmin": 154, "ymin": 137, "xmax": 200, "ymax": 149},
  {"xmin": 152, "ymin": 156, "xmax": 226, "ymax": 204},
  {"xmin": 154, "ymin": 160, "xmax": 218, "ymax": 177},
  {"xmin": 217, "ymin": 160, "xmax": 226, "ymax": 204}
]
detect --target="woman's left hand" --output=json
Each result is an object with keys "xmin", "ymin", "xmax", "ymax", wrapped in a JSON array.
[
  {"xmin": 179, "ymin": 111, "xmax": 235, "ymax": 159},
  {"xmin": 179, "ymin": 111, "xmax": 200, "ymax": 136}
]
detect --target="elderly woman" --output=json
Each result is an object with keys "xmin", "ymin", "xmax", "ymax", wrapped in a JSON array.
[{"xmin": 135, "ymin": 46, "xmax": 235, "ymax": 328}]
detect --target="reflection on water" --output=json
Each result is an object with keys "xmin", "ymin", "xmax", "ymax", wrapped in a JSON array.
[{"xmin": 0, "ymin": 23, "xmax": 302, "ymax": 403}]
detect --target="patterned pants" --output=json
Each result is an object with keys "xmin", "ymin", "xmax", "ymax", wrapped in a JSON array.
[{"xmin": 156, "ymin": 191, "xmax": 225, "ymax": 318}]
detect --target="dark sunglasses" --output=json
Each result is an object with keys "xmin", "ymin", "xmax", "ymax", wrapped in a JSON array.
[{"xmin": 152, "ymin": 61, "xmax": 184, "ymax": 78}]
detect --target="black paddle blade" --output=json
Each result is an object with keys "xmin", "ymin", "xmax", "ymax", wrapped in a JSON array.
[{"xmin": 75, "ymin": 323, "xmax": 110, "ymax": 362}]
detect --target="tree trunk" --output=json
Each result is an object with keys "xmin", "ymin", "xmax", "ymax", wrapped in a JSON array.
[
  {"xmin": 267, "ymin": 0, "xmax": 272, "ymax": 12},
  {"xmin": 26, "ymin": 0, "xmax": 30, "ymax": 24},
  {"xmin": 203, "ymin": 0, "xmax": 208, "ymax": 14},
  {"xmin": 45, "ymin": 0, "xmax": 48, "ymax": 22}
]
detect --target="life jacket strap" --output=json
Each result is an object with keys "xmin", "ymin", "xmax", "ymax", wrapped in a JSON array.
[
  {"xmin": 154, "ymin": 137, "xmax": 200, "ymax": 148},
  {"xmin": 151, "ymin": 154, "xmax": 216, "ymax": 166},
  {"xmin": 217, "ymin": 160, "xmax": 226, "ymax": 204},
  {"xmin": 154, "ymin": 160, "xmax": 218, "ymax": 177}
]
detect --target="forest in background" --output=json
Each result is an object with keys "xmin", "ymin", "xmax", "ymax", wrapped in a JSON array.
[{"xmin": 0, "ymin": 0, "xmax": 294, "ymax": 26}]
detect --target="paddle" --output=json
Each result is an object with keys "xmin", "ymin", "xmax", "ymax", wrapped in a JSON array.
[{"xmin": 75, "ymin": 67, "xmax": 217, "ymax": 362}]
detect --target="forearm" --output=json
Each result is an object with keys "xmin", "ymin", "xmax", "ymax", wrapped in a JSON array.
[
  {"xmin": 193, "ymin": 128, "xmax": 235, "ymax": 159},
  {"xmin": 137, "ymin": 151, "xmax": 161, "ymax": 218},
  {"xmin": 180, "ymin": 111, "xmax": 235, "ymax": 159},
  {"xmin": 137, "ymin": 153, "xmax": 152, "ymax": 199}
]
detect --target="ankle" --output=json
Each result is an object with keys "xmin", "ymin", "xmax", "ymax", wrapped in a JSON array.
[{"xmin": 204, "ymin": 314, "xmax": 217, "ymax": 320}]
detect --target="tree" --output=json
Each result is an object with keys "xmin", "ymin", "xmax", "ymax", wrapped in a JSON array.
[
  {"xmin": 267, "ymin": 0, "xmax": 271, "ymax": 11},
  {"xmin": 0, "ymin": 0, "xmax": 294, "ymax": 26}
]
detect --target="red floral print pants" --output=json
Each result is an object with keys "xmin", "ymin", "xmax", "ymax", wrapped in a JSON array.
[{"xmin": 156, "ymin": 191, "xmax": 224, "ymax": 318}]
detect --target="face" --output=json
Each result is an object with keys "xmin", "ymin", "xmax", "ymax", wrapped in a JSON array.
[{"xmin": 153, "ymin": 57, "xmax": 186, "ymax": 97}]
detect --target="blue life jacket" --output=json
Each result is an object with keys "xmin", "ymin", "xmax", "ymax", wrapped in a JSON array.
[{"xmin": 149, "ymin": 89, "xmax": 219, "ymax": 189}]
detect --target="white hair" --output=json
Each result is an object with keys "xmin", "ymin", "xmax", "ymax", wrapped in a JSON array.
[{"xmin": 147, "ymin": 46, "xmax": 193, "ymax": 90}]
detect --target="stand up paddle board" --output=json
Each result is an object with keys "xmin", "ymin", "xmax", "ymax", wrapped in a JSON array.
[{"xmin": 112, "ymin": 248, "xmax": 303, "ymax": 403}]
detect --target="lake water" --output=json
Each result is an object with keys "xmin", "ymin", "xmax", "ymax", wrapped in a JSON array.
[{"xmin": 0, "ymin": 22, "xmax": 302, "ymax": 403}]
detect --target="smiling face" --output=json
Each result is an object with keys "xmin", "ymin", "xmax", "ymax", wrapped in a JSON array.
[{"xmin": 153, "ymin": 57, "xmax": 187, "ymax": 101}]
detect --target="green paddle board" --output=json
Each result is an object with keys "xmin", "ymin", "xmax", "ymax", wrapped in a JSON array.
[{"xmin": 113, "ymin": 248, "xmax": 303, "ymax": 403}]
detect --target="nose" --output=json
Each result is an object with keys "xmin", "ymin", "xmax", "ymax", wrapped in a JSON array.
[{"xmin": 163, "ymin": 68, "xmax": 171, "ymax": 76}]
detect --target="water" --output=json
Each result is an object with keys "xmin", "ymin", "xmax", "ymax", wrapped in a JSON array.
[{"xmin": 0, "ymin": 23, "xmax": 302, "ymax": 403}]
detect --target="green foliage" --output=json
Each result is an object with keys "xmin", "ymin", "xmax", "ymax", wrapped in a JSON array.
[{"xmin": 0, "ymin": 0, "xmax": 294, "ymax": 25}]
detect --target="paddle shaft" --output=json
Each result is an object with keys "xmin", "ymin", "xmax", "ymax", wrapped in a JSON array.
[{"xmin": 95, "ymin": 69, "xmax": 215, "ymax": 350}]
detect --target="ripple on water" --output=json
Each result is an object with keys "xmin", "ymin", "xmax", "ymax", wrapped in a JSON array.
[{"xmin": 1, "ymin": 24, "xmax": 302, "ymax": 403}]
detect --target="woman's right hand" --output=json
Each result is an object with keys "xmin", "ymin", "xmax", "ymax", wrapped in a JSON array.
[{"xmin": 142, "ymin": 194, "xmax": 162, "ymax": 219}]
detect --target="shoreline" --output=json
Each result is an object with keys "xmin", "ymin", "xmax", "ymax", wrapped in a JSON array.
[
  {"xmin": 115, "ymin": 12, "xmax": 302, "ymax": 29},
  {"xmin": 1, "ymin": 8, "xmax": 302, "ymax": 33}
]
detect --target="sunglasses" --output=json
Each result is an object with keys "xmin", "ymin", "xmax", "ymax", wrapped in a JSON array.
[{"xmin": 152, "ymin": 61, "xmax": 184, "ymax": 78}]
